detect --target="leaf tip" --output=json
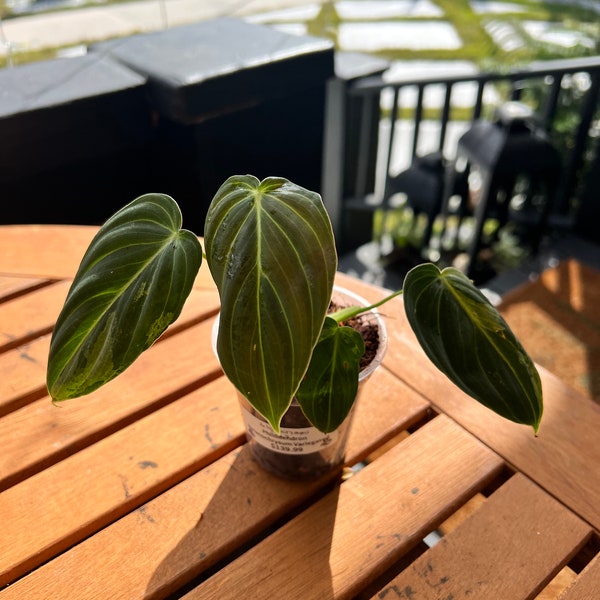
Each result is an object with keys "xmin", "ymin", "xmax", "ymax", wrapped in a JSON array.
[{"xmin": 269, "ymin": 419, "xmax": 281, "ymax": 436}]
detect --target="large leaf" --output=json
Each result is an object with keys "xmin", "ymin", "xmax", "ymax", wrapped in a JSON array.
[
  {"xmin": 47, "ymin": 193, "xmax": 202, "ymax": 401},
  {"xmin": 205, "ymin": 175, "xmax": 337, "ymax": 432},
  {"xmin": 296, "ymin": 318, "xmax": 365, "ymax": 433},
  {"xmin": 403, "ymin": 263, "xmax": 543, "ymax": 433}
]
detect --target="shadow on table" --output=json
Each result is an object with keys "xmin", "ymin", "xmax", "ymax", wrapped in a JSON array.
[
  {"xmin": 145, "ymin": 444, "xmax": 339, "ymax": 598},
  {"xmin": 498, "ymin": 259, "xmax": 600, "ymax": 404}
]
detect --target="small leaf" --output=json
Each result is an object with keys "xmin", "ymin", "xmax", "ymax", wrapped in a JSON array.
[
  {"xmin": 403, "ymin": 263, "xmax": 543, "ymax": 433},
  {"xmin": 205, "ymin": 175, "xmax": 337, "ymax": 432},
  {"xmin": 296, "ymin": 317, "xmax": 365, "ymax": 433},
  {"xmin": 47, "ymin": 193, "xmax": 202, "ymax": 401}
]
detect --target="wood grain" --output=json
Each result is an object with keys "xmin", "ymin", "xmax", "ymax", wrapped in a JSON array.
[
  {"xmin": 499, "ymin": 259, "xmax": 600, "ymax": 402},
  {"xmin": 0, "ymin": 225, "xmax": 98, "ymax": 279},
  {"xmin": 0, "ymin": 276, "xmax": 51, "ymax": 302},
  {"xmin": 0, "ymin": 316, "xmax": 221, "ymax": 491},
  {"xmin": 558, "ymin": 554, "xmax": 600, "ymax": 600},
  {"xmin": 1, "ymin": 228, "xmax": 597, "ymax": 599},
  {"xmin": 0, "ymin": 366, "xmax": 431, "ymax": 598},
  {"xmin": 0, "ymin": 281, "xmax": 71, "ymax": 352},
  {"xmin": 0, "ymin": 224, "xmax": 216, "ymax": 290},
  {"xmin": 379, "ymin": 287, "xmax": 600, "ymax": 533},
  {"xmin": 376, "ymin": 473, "xmax": 593, "ymax": 599},
  {"xmin": 184, "ymin": 416, "xmax": 504, "ymax": 600},
  {"xmin": 0, "ymin": 376, "xmax": 243, "ymax": 588}
]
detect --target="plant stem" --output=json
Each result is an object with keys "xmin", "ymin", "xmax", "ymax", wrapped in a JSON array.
[{"xmin": 329, "ymin": 289, "xmax": 404, "ymax": 323}]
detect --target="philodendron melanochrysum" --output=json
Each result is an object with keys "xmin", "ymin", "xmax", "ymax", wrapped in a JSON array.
[{"xmin": 47, "ymin": 174, "xmax": 543, "ymax": 434}]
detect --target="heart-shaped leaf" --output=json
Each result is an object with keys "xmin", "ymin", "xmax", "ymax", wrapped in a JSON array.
[
  {"xmin": 403, "ymin": 263, "xmax": 543, "ymax": 433},
  {"xmin": 296, "ymin": 317, "xmax": 365, "ymax": 433},
  {"xmin": 205, "ymin": 175, "xmax": 337, "ymax": 432},
  {"xmin": 47, "ymin": 193, "xmax": 202, "ymax": 401}
]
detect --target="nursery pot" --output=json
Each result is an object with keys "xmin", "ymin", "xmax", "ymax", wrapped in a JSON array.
[{"xmin": 212, "ymin": 286, "xmax": 387, "ymax": 480}]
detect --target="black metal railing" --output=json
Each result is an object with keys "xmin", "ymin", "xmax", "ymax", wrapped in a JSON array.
[{"xmin": 322, "ymin": 55, "xmax": 600, "ymax": 261}]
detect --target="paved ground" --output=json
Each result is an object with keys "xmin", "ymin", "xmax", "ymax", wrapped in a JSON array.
[{"xmin": 0, "ymin": 0, "xmax": 328, "ymax": 56}]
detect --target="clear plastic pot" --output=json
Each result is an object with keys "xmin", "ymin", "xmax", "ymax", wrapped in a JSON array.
[{"xmin": 212, "ymin": 286, "xmax": 388, "ymax": 479}]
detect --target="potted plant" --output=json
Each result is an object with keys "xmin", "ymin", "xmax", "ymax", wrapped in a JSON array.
[{"xmin": 46, "ymin": 174, "xmax": 543, "ymax": 479}]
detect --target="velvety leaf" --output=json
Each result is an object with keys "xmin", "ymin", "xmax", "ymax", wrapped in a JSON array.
[
  {"xmin": 47, "ymin": 193, "xmax": 202, "ymax": 401},
  {"xmin": 402, "ymin": 263, "xmax": 543, "ymax": 432},
  {"xmin": 205, "ymin": 175, "xmax": 337, "ymax": 432},
  {"xmin": 296, "ymin": 317, "xmax": 365, "ymax": 433}
]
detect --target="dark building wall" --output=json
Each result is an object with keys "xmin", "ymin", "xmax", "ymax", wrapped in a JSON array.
[{"xmin": 0, "ymin": 18, "xmax": 335, "ymax": 234}]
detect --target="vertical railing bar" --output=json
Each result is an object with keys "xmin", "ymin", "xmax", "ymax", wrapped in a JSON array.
[
  {"xmin": 411, "ymin": 84, "xmax": 424, "ymax": 160},
  {"xmin": 354, "ymin": 91, "xmax": 377, "ymax": 198},
  {"xmin": 382, "ymin": 86, "xmax": 400, "ymax": 184},
  {"xmin": 541, "ymin": 74, "xmax": 562, "ymax": 132},
  {"xmin": 472, "ymin": 80, "xmax": 485, "ymax": 121},
  {"xmin": 556, "ymin": 70, "xmax": 600, "ymax": 214},
  {"xmin": 320, "ymin": 76, "xmax": 347, "ymax": 245},
  {"xmin": 510, "ymin": 80, "xmax": 524, "ymax": 101},
  {"xmin": 439, "ymin": 83, "xmax": 453, "ymax": 153},
  {"xmin": 377, "ymin": 86, "xmax": 401, "ymax": 253}
]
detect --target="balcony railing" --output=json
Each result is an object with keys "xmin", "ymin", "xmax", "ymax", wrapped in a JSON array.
[{"xmin": 322, "ymin": 55, "xmax": 600, "ymax": 279}]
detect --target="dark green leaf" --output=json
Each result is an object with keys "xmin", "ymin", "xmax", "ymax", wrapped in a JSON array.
[
  {"xmin": 47, "ymin": 193, "xmax": 202, "ymax": 401},
  {"xmin": 403, "ymin": 263, "xmax": 543, "ymax": 433},
  {"xmin": 205, "ymin": 175, "xmax": 337, "ymax": 432},
  {"xmin": 296, "ymin": 317, "xmax": 365, "ymax": 433}
]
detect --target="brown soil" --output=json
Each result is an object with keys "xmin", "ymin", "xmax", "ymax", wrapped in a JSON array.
[{"xmin": 328, "ymin": 302, "xmax": 380, "ymax": 372}]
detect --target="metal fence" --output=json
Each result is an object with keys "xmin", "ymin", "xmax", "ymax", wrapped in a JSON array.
[{"xmin": 322, "ymin": 55, "xmax": 600, "ymax": 265}]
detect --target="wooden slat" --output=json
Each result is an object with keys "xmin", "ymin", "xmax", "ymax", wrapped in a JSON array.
[
  {"xmin": 437, "ymin": 492, "xmax": 486, "ymax": 535},
  {"xmin": 345, "ymin": 366, "xmax": 430, "ymax": 465},
  {"xmin": 0, "ymin": 276, "xmax": 51, "ymax": 302},
  {"xmin": 334, "ymin": 268, "xmax": 600, "ymax": 534},
  {"xmin": 0, "ymin": 278, "xmax": 215, "ymax": 358},
  {"xmin": 0, "ymin": 334, "xmax": 51, "ymax": 417},
  {"xmin": 183, "ymin": 416, "xmax": 504, "ymax": 600},
  {"xmin": 537, "ymin": 568, "xmax": 577, "ymax": 600},
  {"xmin": 376, "ymin": 473, "xmax": 593, "ymax": 599},
  {"xmin": 0, "ymin": 376, "xmax": 243, "ymax": 588},
  {"xmin": 0, "ymin": 315, "xmax": 221, "ymax": 491},
  {"xmin": 0, "ymin": 286, "xmax": 220, "ymax": 415},
  {"xmin": 0, "ymin": 225, "xmax": 216, "ymax": 290},
  {"xmin": 498, "ymin": 259, "xmax": 600, "ymax": 402},
  {"xmin": 0, "ymin": 281, "xmax": 71, "ymax": 353},
  {"xmin": 0, "ymin": 225, "xmax": 98, "ymax": 279},
  {"xmin": 0, "ymin": 447, "xmax": 324, "ymax": 600},
  {"xmin": 0, "ymin": 366, "xmax": 430, "ymax": 598},
  {"xmin": 500, "ymin": 259, "xmax": 600, "ymax": 323},
  {"xmin": 559, "ymin": 553, "xmax": 600, "ymax": 599},
  {"xmin": 377, "ymin": 287, "xmax": 600, "ymax": 532}
]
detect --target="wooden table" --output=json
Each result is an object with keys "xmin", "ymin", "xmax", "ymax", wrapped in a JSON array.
[{"xmin": 0, "ymin": 224, "xmax": 598, "ymax": 599}]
